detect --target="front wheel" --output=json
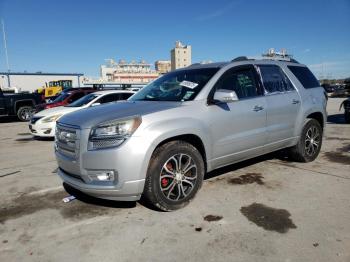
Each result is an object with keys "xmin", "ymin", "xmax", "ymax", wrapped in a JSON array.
[
  {"xmin": 143, "ymin": 141, "xmax": 205, "ymax": 211},
  {"xmin": 17, "ymin": 106, "xmax": 34, "ymax": 121},
  {"xmin": 288, "ymin": 119, "xmax": 323, "ymax": 162}
]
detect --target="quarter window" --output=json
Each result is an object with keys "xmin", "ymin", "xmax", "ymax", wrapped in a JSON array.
[
  {"xmin": 214, "ymin": 68, "xmax": 260, "ymax": 99},
  {"xmin": 287, "ymin": 66, "xmax": 320, "ymax": 89},
  {"xmin": 258, "ymin": 65, "xmax": 294, "ymax": 93}
]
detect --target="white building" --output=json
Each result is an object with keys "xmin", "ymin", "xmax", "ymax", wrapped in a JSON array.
[
  {"xmin": 0, "ymin": 72, "xmax": 84, "ymax": 93},
  {"xmin": 100, "ymin": 59, "xmax": 159, "ymax": 84},
  {"xmin": 170, "ymin": 41, "xmax": 192, "ymax": 70}
]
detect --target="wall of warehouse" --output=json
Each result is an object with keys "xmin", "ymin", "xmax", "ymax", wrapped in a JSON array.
[{"xmin": 0, "ymin": 74, "xmax": 82, "ymax": 93}]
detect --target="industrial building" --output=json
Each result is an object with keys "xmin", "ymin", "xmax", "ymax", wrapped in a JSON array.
[
  {"xmin": 100, "ymin": 59, "xmax": 159, "ymax": 84},
  {"xmin": 171, "ymin": 41, "xmax": 192, "ymax": 70},
  {"xmin": 0, "ymin": 72, "xmax": 84, "ymax": 93}
]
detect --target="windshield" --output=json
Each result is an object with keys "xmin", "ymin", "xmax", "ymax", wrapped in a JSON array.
[
  {"xmin": 130, "ymin": 68, "xmax": 219, "ymax": 102},
  {"xmin": 52, "ymin": 93, "xmax": 70, "ymax": 103},
  {"xmin": 66, "ymin": 93, "xmax": 99, "ymax": 107}
]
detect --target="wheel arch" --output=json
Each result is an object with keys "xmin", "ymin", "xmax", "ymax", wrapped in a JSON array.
[
  {"xmin": 306, "ymin": 111, "xmax": 324, "ymax": 129},
  {"xmin": 14, "ymin": 99, "xmax": 35, "ymax": 113},
  {"xmin": 152, "ymin": 134, "xmax": 208, "ymax": 172}
]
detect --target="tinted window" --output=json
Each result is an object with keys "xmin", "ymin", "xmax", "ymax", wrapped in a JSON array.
[
  {"xmin": 99, "ymin": 94, "xmax": 121, "ymax": 104},
  {"xmin": 259, "ymin": 65, "xmax": 294, "ymax": 93},
  {"xmin": 214, "ymin": 68, "xmax": 260, "ymax": 99},
  {"xmin": 68, "ymin": 92, "xmax": 85, "ymax": 103},
  {"xmin": 288, "ymin": 66, "xmax": 320, "ymax": 89},
  {"xmin": 66, "ymin": 93, "xmax": 99, "ymax": 107},
  {"xmin": 121, "ymin": 93, "xmax": 133, "ymax": 100}
]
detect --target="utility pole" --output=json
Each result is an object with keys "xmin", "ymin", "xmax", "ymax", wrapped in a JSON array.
[{"xmin": 1, "ymin": 19, "xmax": 10, "ymax": 72}]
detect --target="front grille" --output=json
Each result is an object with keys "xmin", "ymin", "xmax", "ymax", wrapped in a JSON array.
[
  {"xmin": 55, "ymin": 124, "xmax": 79, "ymax": 159},
  {"xmin": 91, "ymin": 138, "xmax": 124, "ymax": 149},
  {"xmin": 30, "ymin": 116, "xmax": 43, "ymax": 124}
]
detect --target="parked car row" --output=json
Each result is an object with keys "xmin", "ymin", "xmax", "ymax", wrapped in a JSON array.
[
  {"xmin": 2, "ymin": 57, "xmax": 334, "ymax": 211},
  {"xmin": 30, "ymin": 90, "xmax": 135, "ymax": 137}
]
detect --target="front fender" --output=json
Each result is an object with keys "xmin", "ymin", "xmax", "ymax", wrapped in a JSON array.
[{"xmin": 141, "ymin": 117, "xmax": 212, "ymax": 165}]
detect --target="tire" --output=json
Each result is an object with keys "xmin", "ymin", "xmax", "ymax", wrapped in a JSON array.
[
  {"xmin": 288, "ymin": 119, "xmax": 323, "ymax": 162},
  {"xmin": 17, "ymin": 106, "xmax": 34, "ymax": 121},
  {"xmin": 143, "ymin": 141, "xmax": 205, "ymax": 211}
]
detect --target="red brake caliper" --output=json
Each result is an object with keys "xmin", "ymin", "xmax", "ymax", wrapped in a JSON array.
[{"xmin": 161, "ymin": 162, "xmax": 173, "ymax": 187}]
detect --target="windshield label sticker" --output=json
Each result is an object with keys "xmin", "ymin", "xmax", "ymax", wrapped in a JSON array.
[{"xmin": 179, "ymin": 80, "xmax": 198, "ymax": 89}]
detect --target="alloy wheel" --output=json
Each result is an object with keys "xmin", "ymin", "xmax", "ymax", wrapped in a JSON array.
[
  {"xmin": 305, "ymin": 125, "xmax": 320, "ymax": 156},
  {"xmin": 159, "ymin": 153, "xmax": 198, "ymax": 201}
]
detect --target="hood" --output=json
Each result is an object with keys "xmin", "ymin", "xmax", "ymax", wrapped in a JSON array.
[
  {"xmin": 34, "ymin": 106, "xmax": 79, "ymax": 118},
  {"xmin": 58, "ymin": 100, "xmax": 181, "ymax": 129}
]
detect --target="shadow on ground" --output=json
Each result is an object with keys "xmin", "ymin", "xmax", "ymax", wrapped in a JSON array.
[
  {"xmin": 205, "ymin": 153, "xmax": 279, "ymax": 180},
  {"xmin": 63, "ymin": 183, "xmax": 137, "ymax": 209},
  {"xmin": 0, "ymin": 116, "xmax": 21, "ymax": 123},
  {"xmin": 327, "ymin": 113, "xmax": 346, "ymax": 124}
]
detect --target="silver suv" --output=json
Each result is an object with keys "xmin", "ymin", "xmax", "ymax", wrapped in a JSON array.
[{"xmin": 55, "ymin": 57, "xmax": 327, "ymax": 211}]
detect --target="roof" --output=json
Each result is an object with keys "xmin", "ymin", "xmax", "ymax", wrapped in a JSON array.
[{"xmin": 186, "ymin": 56, "xmax": 302, "ymax": 70}]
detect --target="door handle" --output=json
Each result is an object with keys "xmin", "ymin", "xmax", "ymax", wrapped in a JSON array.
[
  {"xmin": 292, "ymin": 99, "xmax": 300, "ymax": 104},
  {"xmin": 253, "ymin": 105, "xmax": 264, "ymax": 112}
]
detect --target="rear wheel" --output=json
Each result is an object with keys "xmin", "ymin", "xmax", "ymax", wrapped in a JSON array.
[
  {"xmin": 288, "ymin": 119, "xmax": 323, "ymax": 162},
  {"xmin": 143, "ymin": 141, "xmax": 205, "ymax": 211},
  {"xmin": 17, "ymin": 106, "xmax": 34, "ymax": 121}
]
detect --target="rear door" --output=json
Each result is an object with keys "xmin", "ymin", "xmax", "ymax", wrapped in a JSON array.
[
  {"xmin": 208, "ymin": 65, "xmax": 267, "ymax": 168},
  {"xmin": 257, "ymin": 64, "xmax": 301, "ymax": 150}
]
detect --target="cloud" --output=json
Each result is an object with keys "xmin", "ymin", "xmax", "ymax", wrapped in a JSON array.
[
  {"xmin": 303, "ymin": 48, "xmax": 311, "ymax": 53},
  {"xmin": 195, "ymin": 1, "xmax": 240, "ymax": 21}
]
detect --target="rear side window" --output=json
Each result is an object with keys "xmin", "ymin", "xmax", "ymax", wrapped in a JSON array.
[
  {"xmin": 288, "ymin": 66, "xmax": 320, "ymax": 89},
  {"xmin": 258, "ymin": 65, "xmax": 294, "ymax": 93},
  {"xmin": 121, "ymin": 93, "xmax": 133, "ymax": 100},
  {"xmin": 99, "ymin": 94, "xmax": 121, "ymax": 104}
]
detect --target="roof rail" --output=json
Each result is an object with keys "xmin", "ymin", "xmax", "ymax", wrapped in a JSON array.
[
  {"xmin": 231, "ymin": 55, "xmax": 299, "ymax": 64},
  {"xmin": 231, "ymin": 56, "xmax": 252, "ymax": 62}
]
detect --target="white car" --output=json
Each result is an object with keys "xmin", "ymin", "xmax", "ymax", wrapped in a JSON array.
[{"xmin": 29, "ymin": 90, "xmax": 135, "ymax": 137}]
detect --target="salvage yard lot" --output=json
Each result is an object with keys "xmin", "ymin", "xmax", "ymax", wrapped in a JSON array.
[{"xmin": 1, "ymin": 98, "xmax": 349, "ymax": 262}]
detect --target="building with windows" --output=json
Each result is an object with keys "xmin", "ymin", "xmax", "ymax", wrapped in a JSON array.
[
  {"xmin": 100, "ymin": 59, "xmax": 159, "ymax": 84},
  {"xmin": 0, "ymin": 72, "xmax": 83, "ymax": 93},
  {"xmin": 170, "ymin": 41, "xmax": 192, "ymax": 70},
  {"xmin": 155, "ymin": 60, "xmax": 171, "ymax": 74}
]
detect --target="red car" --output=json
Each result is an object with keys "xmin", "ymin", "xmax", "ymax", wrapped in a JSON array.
[{"xmin": 36, "ymin": 89, "xmax": 95, "ymax": 112}]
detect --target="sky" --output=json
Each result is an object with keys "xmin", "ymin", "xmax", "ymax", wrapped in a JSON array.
[{"xmin": 0, "ymin": 0, "xmax": 349, "ymax": 79}]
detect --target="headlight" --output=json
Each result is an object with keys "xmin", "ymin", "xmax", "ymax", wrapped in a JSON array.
[
  {"xmin": 41, "ymin": 114, "xmax": 63, "ymax": 123},
  {"xmin": 89, "ymin": 116, "xmax": 142, "ymax": 150}
]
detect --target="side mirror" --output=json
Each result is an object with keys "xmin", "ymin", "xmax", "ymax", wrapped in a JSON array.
[
  {"xmin": 91, "ymin": 102, "xmax": 101, "ymax": 107},
  {"xmin": 213, "ymin": 89, "xmax": 239, "ymax": 103}
]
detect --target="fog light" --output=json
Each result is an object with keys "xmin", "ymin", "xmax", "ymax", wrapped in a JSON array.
[
  {"xmin": 87, "ymin": 170, "xmax": 115, "ymax": 182},
  {"xmin": 43, "ymin": 128, "xmax": 52, "ymax": 134},
  {"xmin": 97, "ymin": 171, "xmax": 115, "ymax": 181}
]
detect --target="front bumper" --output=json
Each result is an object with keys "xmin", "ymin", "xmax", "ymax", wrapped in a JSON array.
[
  {"xmin": 55, "ymin": 126, "xmax": 153, "ymax": 201},
  {"xmin": 29, "ymin": 121, "xmax": 56, "ymax": 137},
  {"xmin": 58, "ymin": 168, "xmax": 145, "ymax": 201}
]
